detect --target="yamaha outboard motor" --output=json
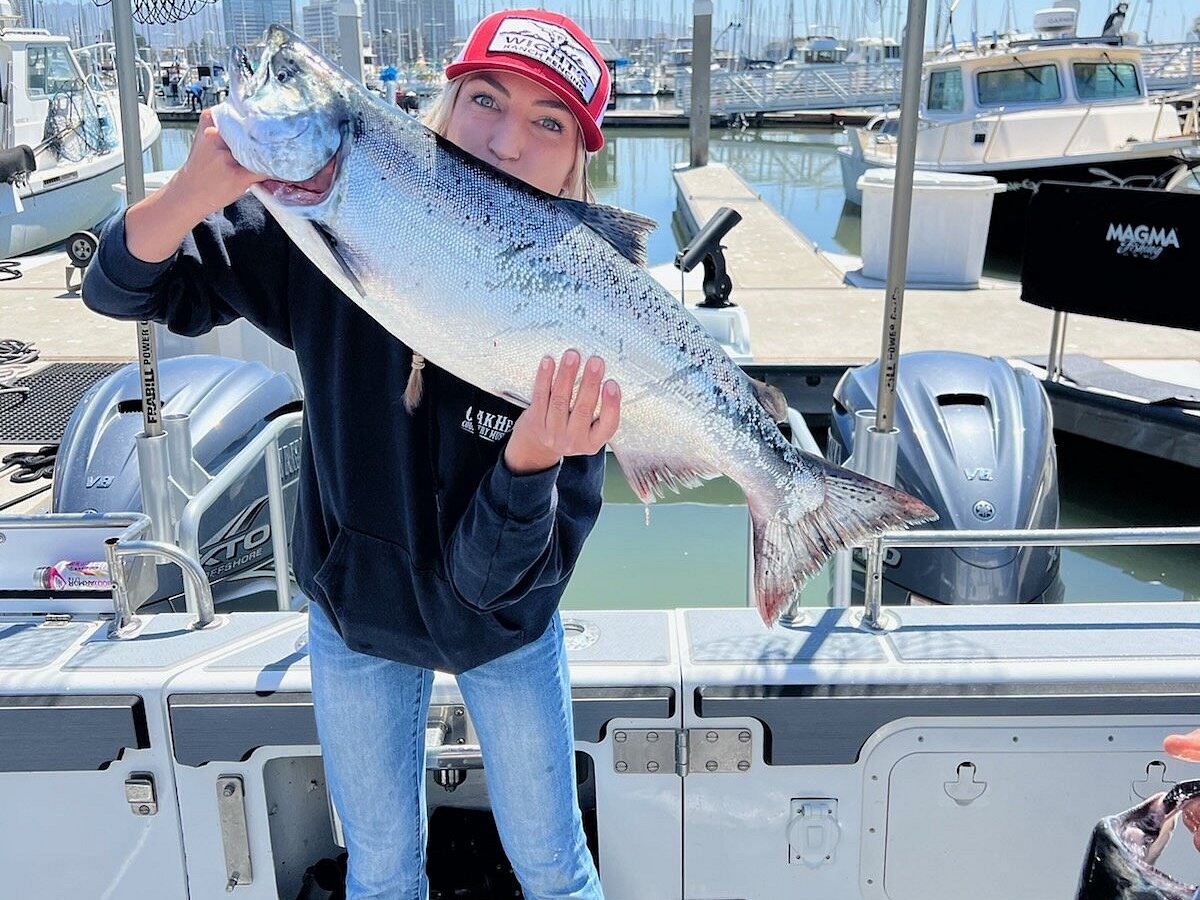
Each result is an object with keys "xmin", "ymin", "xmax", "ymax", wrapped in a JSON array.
[
  {"xmin": 53, "ymin": 355, "xmax": 303, "ymax": 610},
  {"xmin": 828, "ymin": 351, "xmax": 1062, "ymax": 605}
]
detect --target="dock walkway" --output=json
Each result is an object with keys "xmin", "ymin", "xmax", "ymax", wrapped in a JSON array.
[{"xmin": 671, "ymin": 162, "xmax": 1200, "ymax": 364}]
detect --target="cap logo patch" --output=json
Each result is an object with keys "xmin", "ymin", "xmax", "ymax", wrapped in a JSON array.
[{"xmin": 488, "ymin": 17, "xmax": 602, "ymax": 104}]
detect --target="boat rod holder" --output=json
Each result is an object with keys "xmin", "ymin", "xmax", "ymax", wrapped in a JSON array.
[{"xmin": 675, "ymin": 206, "xmax": 742, "ymax": 309}]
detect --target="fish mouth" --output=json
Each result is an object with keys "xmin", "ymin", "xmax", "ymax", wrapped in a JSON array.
[{"xmin": 261, "ymin": 152, "xmax": 337, "ymax": 206}]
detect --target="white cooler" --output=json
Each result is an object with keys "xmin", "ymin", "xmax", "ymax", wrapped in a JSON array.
[{"xmin": 858, "ymin": 168, "xmax": 1004, "ymax": 287}]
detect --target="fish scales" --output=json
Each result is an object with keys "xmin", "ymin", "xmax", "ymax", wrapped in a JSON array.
[{"xmin": 214, "ymin": 26, "xmax": 937, "ymax": 624}]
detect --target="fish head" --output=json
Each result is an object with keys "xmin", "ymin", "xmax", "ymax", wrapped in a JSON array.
[
  {"xmin": 1076, "ymin": 780, "xmax": 1200, "ymax": 900},
  {"xmin": 214, "ymin": 25, "xmax": 348, "ymax": 208}
]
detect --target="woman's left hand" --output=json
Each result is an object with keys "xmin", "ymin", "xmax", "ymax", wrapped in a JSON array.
[{"xmin": 504, "ymin": 350, "xmax": 621, "ymax": 475}]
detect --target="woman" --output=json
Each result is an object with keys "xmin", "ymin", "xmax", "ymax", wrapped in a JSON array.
[{"xmin": 83, "ymin": 10, "xmax": 615, "ymax": 899}]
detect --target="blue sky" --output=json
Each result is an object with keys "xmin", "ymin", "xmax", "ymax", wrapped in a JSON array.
[{"xmin": 520, "ymin": 1, "xmax": 1197, "ymax": 49}]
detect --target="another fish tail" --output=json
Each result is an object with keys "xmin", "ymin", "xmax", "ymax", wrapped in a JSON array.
[{"xmin": 747, "ymin": 457, "xmax": 937, "ymax": 626}]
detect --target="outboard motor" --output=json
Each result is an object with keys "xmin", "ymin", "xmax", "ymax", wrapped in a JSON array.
[
  {"xmin": 828, "ymin": 351, "xmax": 1062, "ymax": 605},
  {"xmin": 53, "ymin": 355, "xmax": 303, "ymax": 610}
]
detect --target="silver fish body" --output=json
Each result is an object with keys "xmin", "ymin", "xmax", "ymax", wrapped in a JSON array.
[
  {"xmin": 1075, "ymin": 780, "xmax": 1200, "ymax": 900},
  {"xmin": 214, "ymin": 26, "xmax": 936, "ymax": 625}
]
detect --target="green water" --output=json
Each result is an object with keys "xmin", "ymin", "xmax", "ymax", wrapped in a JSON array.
[{"xmin": 152, "ymin": 122, "xmax": 1200, "ymax": 609}]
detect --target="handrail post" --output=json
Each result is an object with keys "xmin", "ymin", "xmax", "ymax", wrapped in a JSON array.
[
  {"xmin": 1047, "ymin": 311, "xmax": 1068, "ymax": 383},
  {"xmin": 861, "ymin": 536, "xmax": 887, "ymax": 631},
  {"xmin": 262, "ymin": 434, "xmax": 294, "ymax": 611}
]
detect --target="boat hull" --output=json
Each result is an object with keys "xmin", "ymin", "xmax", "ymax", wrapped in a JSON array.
[{"xmin": 1, "ymin": 103, "xmax": 161, "ymax": 258}]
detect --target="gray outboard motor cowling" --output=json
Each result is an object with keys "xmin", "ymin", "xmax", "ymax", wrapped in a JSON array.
[
  {"xmin": 53, "ymin": 355, "xmax": 303, "ymax": 608},
  {"xmin": 828, "ymin": 351, "xmax": 1061, "ymax": 605}
]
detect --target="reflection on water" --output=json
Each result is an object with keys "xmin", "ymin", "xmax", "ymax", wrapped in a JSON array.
[{"xmin": 152, "ymin": 123, "xmax": 1197, "ymax": 608}]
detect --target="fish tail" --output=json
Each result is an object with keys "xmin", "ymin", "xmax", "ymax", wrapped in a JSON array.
[{"xmin": 747, "ymin": 457, "xmax": 937, "ymax": 626}]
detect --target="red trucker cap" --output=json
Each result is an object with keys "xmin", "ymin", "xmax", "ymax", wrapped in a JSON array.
[{"xmin": 445, "ymin": 9, "xmax": 610, "ymax": 152}]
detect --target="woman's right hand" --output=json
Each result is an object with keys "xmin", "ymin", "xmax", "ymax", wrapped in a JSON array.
[
  {"xmin": 125, "ymin": 107, "xmax": 266, "ymax": 263},
  {"xmin": 164, "ymin": 107, "xmax": 265, "ymax": 221}
]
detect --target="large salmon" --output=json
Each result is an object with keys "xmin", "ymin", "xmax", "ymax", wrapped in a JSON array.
[{"xmin": 212, "ymin": 26, "xmax": 935, "ymax": 625}]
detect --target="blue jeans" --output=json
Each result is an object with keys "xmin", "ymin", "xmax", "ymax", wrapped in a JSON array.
[{"xmin": 308, "ymin": 600, "xmax": 604, "ymax": 900}]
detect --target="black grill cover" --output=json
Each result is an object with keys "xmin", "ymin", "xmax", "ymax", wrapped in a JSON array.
[
  {"xmin": 1020, "ymin": 181, "xmax": 1199, "ymax": 332},
  {"xmin": 0, "ymin": 145, "xmax": 36, "ymax": 183}
]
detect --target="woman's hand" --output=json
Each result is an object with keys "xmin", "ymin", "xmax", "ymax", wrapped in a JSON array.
[
  {"xmin": 167, "ymin": 107, "xmax": 265, "ymax": 220},
  {"xmin": 1164, "ymin": 729, "xmax": 1200, "ymax": 852},
  {"xmin": 125, "ymin": 107, "xmax": 265, "ymax": 263},
  {"xmin": 504, "ymin": 350, "xmax": 621, "ymax": 475}
]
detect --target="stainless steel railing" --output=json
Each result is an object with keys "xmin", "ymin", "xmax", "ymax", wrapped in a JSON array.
[
  {"xmin": 105, "ymin": 534, "xmax": 215, "ymax": 636},
  {"xmin": 177, "ymin": 412, "xmax": 303, "ymax": 614},
  {"xmin": 861, "ymin": 525, "xmax": 1200, "ymax": 630}
]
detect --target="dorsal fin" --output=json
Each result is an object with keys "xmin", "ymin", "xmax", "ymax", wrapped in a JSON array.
[{"xmin": 558, "ymin": 198, "xmax": 657, "ymax": 267}]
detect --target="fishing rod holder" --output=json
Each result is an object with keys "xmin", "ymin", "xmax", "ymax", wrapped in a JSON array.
[{"xmin": 675, "ymin": 206, "xmax": 742, "ymax": 309}]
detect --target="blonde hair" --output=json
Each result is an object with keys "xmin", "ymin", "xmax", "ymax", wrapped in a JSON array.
[{"xmin": 403, "ymin": 75, "xmax": 595, "ymax": 411}]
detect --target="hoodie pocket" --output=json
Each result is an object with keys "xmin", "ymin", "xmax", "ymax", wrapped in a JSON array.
[{"xmin": 312, "ymin": 524, "xmax": 439, "ymax": 656}]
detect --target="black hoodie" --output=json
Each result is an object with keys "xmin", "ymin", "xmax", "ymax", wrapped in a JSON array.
[{"xmin": 83, "ymin": 196, "xmax": 605, "ymax": 673}]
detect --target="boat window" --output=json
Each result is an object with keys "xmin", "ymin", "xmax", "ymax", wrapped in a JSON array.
[
  {"xmin": 1073, "ymin": 61, "xmax": 1140, "ymax": 99},
  {"xmin": 976, "ymin": 64, "xmax": 1061, "ymax": 105},
  {"xmin": 26, "ymin": 44, "xmax": 84, "ymax": 98},
  {"xmin": 927, "ymin": 68, "xmax": 964, "ymax": 112}
]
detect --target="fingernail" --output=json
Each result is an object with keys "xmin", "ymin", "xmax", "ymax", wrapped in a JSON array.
[
  {"xmin": 604, "ymin": 381, "xmax": 619, "ymax": 396},
  {"xmin": 587, "ymin": 357, "xmax": 602, "ymax": 374},
  {"xmin": 565, "ymin": 349, "xmax": 579, "ymax": 365},
  {"xmin": 540, "ymin": 357, "xmax": 553, "ymax": 371}
]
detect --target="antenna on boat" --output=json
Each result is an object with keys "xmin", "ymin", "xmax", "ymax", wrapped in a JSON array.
[{"xmin": 90, "ymin": 0, "xmax": 218, "ymax": 542}]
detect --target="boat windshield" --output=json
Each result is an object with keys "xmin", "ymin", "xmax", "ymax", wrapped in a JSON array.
[
  {"xmin": 1073, "ymin": 61, "xmax": 1140, "ymax": 99},
  {"xmin": 976, "ymin": 63, "xmax": 1061, "ymax": 106},
  {"xmin": 26, "ymin": 42, "xmax": 84, "ymax": 98}
]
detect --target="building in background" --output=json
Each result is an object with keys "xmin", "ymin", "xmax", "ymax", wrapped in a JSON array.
[
  {"xmin": 366, "ymin": 0, "xmax": 454, "ymax": 66},
  {"xmin": 301, "ymin": 0, "xmax": 339, "ymax": 60},
  {"xmin": 224, "ymin": 0, "xmax": 296, "ymax": 49}
]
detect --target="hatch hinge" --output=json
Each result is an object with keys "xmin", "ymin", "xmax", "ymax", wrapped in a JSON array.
[{"xmin": 612, "ymin": 728, "xmax": 752, "ymax": 777}]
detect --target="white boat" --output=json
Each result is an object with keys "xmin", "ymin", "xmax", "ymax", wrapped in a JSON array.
[
  {"xmin": 837, "ymin": 7, "xmax": 1199, "ymax": 251},
  {"xmin": 0, "ymin": 12, "xmax": 161, "ymax": 258},
  {"xmin": 776, "ymin": 31, "xmax": 850, "ymax": 68},
  {"xmin": 657, "ymin": 36, "xmax": 693, "ymax": 94},
  {"xmin": 616, "ymin": 50, "xmax": 662, "ymax": 96},
  {"xmin": 3, "ymin": 28, "xmax": 1200, "ymax": 896}
]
